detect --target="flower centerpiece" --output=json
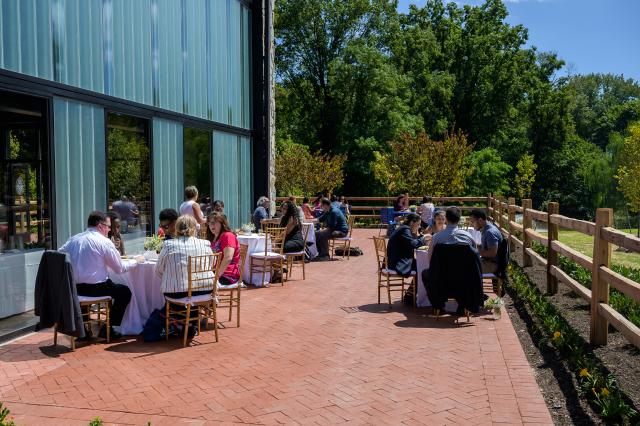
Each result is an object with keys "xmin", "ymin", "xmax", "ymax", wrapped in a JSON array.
[
  {"xmin": 484, "ymin": 296, "xmax": 504, "ymax": 320},
  {"xmin": 143, "ymin": 234, "xmax": 164, "ymax": 254},
  {"xmin": 240, "ymin": 223, "xmax": 255, "ymax": 235}
]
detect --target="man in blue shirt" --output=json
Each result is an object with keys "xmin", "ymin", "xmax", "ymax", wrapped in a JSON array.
[
  {"xmin": 315, "ymin": 198, "xmax": 349, "ymax": 261},
  {"xmin": 469, "ymin": 209, "xmax": 503, "ymax": 273}
]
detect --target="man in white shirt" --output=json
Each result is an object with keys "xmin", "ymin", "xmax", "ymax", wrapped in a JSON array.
[
  {"xmin": 424, "ymin": 207, "xmax": 476, "ymax": 268},
  {"xmin": 59, "ymin": 211, "xmax": 142, "ymax": 339}
]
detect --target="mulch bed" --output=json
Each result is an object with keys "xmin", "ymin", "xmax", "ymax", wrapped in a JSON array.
[{"xmin": 505, "ymin": 251, "xmax": 640, "ymax": 425}]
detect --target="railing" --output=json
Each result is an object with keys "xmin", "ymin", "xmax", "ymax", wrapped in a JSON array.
[
  {"xmin": 275, "ymin": 196, "xmax": 488, "ymax": 219},
  {"xmin": 488, "ymin": 196, "xmax": 640, "ymax": 349}
]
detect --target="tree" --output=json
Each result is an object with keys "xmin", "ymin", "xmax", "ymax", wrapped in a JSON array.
[
  {"xmin": 464, "ymin": 148, "xmax": 511, "ymax": 196},
  {"xmin": 514, "ymin": 154, "xmax": 537, "ymax": 199},
  {"xmin": 615, "ymin": 122, "xmax": 640, "ymax": 236},
  {"xmin": 275, "ymin": 139, "xmax": 346, "ymax": 196},
  {"xmin": 371, "ymin": 131, "xmax": 473, "ymax": 196}
]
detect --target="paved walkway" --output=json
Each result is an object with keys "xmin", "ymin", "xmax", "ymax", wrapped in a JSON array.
[{"xmin": 0, "ymin": 229, "xmax": 552, "ymax": 425}]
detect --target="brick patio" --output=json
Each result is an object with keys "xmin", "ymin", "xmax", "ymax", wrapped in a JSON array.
[{"xmin": 0, "ymin": 229, "xmax": 552, "ymax": 425}]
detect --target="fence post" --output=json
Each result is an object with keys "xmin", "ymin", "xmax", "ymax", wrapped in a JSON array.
[
  {"xmin": 546, "ymin": 202, "xmax": 559, "ymax": 294},
  {"xmin": 522, "ymin": 199, "xmax": 533, "ymax": 267},
  {"xmin": 486, "ymin": 194, "xmax": 492, "ymax": 220},
  {"xmin": 508, "ymin": 197, "xmax": 515, "ymax": 253},
  {"xmin": 496, "ymin": 197, "xmax": 503, "ymax": 231},
  {"xmin": 590, "ymin": 208, "xmax": 613, "ymax": 346}
]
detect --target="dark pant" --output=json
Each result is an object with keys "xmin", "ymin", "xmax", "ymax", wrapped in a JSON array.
[
  {"xmin": 77, "ymin": 280, "xmax": 132, "ymax": 326},
  {"xmin": 284, "ymin": 239, "xmax": 304, "ymax": 253},
  {"xmin": 315, "ymin": 229, "xmax": 346, "ymax": 257}
]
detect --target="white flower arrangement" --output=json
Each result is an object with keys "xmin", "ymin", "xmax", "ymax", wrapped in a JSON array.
[{"xmin": 240, "ymin": 223, "xmax": 255, "ymax": 235}]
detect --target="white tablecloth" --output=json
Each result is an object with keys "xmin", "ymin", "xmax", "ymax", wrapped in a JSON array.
[
  {"xmin": 303, "ymin": 224, "xmax": 318, "ymax": 259},
  {"xmin": 110, "ymin": 261, "xmax": 164, "ymax": 335},
  {"xmin": 416, "ymin": 249, "xmax": 431, "ymax": 307},
  {"xmin": 237, "ymin": 234, "xmax": 271, "ymax": 286}
]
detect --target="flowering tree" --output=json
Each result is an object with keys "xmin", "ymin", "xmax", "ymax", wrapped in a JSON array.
[
  {"xmin": 371, "ymin": 131, "xmax": 473, "ymax": 196},
  {"xmin": 275, "ymin": 140, "xmax": 346, "ymax": 196},
  {"xmin": 514, "ymin": 154, "xmax": 537, "ymax": 199}
]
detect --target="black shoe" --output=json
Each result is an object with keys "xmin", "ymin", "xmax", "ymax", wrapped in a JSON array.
[
  {"xmin": 187, "ymin": 325, "xmax": 198, "ymax": 338},
  {"xmin": 98, "ymin": 325, "xmax": 122, "ymax": 341}
]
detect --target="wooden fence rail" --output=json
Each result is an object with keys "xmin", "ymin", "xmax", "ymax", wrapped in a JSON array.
[{"xmin": 488, "ymin": 196, "xmax": 640, "ymax": 349}]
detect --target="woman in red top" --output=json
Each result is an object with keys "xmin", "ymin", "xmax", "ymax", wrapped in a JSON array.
[{"xmin": 206, "ymin": 213, "xmax": 240, "ymax": 285}]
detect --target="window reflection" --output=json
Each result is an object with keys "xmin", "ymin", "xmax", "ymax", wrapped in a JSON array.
[
  {"xmin": 0, "ymin": 92, "xmax": 51, "ymax": 252},
  {"xmin": 183, "ymin": 127, "xmax": 211, "ymax": 213},
  {"xmin": 106, "ymin": 113, "xmax": 151, "ymax": 238}
]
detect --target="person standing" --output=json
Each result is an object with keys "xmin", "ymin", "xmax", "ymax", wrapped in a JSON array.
[
  {"xmin": 59, "ymin": 211, "xmax": 143, "ymax": 339},
  {"xmin": 179, "ymin": 186, "xmax": 206, "ymax": 231}
]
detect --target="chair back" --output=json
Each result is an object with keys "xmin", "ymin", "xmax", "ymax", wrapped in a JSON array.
[
  {"xmin": 495, "ymin": 237, "xmax": 509, "ymax": 279},
  {"xmin": 380, "ymin": 207, "xmax": 391, "ymax": 225},
  {"xmin": 301, "ymin": 222, "xmax": 312, "ymax": 247},
  {"xmin": 372, "ymin": 236, "xmax": 387, "ymax": 270},
  {"xmin": 238, "ymin": 244, "xmax": 249, "ymax": 282},
  {"xmin": 346, "ymin": 215, "xmax": 354, "ymax": 237},
  {"xmin": 187, "ymin": 252, "xmax": 222, "ymax": 297},
  {"xmin": 428, "ymin": 244, "xmax": 483, "ymax": 313},
  {"xmin": 264, "ymin": 226, "xmax": 286, "ymax": 255},
  {"xmin": 261, "ymin": 218, "xmax": 280, "ymax": 233}
]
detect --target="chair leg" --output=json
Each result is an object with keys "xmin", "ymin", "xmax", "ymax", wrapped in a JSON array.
[
  {"xmin": 467, "ymin": 309, "xmax": 470, "ymax": 323},
  {"xmin": 434, "ymin": 308, "xmax": 440, "ymax": 320},
  {"xmin": 213, "ymin": 302, "xmax": 219, "ymax": 342},
  {"xmin": 249, "ymin": 257, "xmax": 254, "ymax": 286},
  {"xmin": 228, "ymin": 290, "xmax": 233, "ymax": 322},
  {"xmin": 71, "ymin": 336, "xmax": 76, "ymax": 351},
  {"xmin": 497, "ymin": 278, "xmax": 503, "ymax": 297},
  {"xmin": 106, "ymin": 302, "xmax": 110, "ymax": 343},
  {"xmin": 183, "ymin": 305, "xmax": 191, "ymax": 347},
  {"xmin": 53, "ymin": 323, "xmax": 58, "ymax": 346},
  {"xmin": 165, "ymin": 301, "xmax": 170, "ymax": 341},
  {"xmin": 387, "ymin": 279, "xmax": 392, "ymax": 307},
  {"xmin": 346, "ymin": 241, "xmax": 351, "ymax": 260},
  {"xmin": 302, "ymin": 256, "xmax": 306, "ymax": 280},
  {"xmin": 236, "ymin": 291, "xmax": 241, "ymax": 327}
]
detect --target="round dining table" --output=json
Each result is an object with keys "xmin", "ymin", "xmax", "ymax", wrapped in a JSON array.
[
  {"xmin": 110, "ymin": 260, "xmax": 164, "ymax": 335},
  {"xmin": 237, "ymin": 233, "xmax": 271, "ymax": 287}
]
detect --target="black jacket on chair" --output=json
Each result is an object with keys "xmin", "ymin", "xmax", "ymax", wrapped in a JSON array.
[
  {"xmin": 426, "ymin": 244, "xmax": 483, "ymax": 313},
  {"xmin": 34, "ymin": 251, "xmax": 85, "ymax": 338},
  {"xmin": 387, "ymin": 225, "xmax": 424, "ymax": 277}
]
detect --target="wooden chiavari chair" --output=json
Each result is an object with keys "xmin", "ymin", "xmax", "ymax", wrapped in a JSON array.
[
  {"xmin": 372, "ymin": 236, "xmax": 417, "ymax": 307},
  {"xmin": 216, "ymin": 244, "xmax": 249, "ymax": 327},
  {"xmin": 285, "ymin": 222, "xmax": 311, "ymax": 281},
  {"xmin": 249, "ymin": 226, "xmax": 286, "ymax": 287}
]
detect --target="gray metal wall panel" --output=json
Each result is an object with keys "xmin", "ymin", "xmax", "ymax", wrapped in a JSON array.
[
  {"xmin": 53, "ymin": 97, "xmax": 106, "ymax": 246},
  {"xmin": 153, "ymin": 118, "xmax": 184, "ymax": 227}
]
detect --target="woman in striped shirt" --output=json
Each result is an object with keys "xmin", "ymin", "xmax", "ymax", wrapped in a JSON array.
[{"xmin": 156, "ymin": 215, "xmax": 214, "ymax": 297}]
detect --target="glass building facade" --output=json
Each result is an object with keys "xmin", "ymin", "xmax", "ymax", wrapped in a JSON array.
[{"xmin": 0, "ymin": 0, "xmax": 270, "ymax": 319}]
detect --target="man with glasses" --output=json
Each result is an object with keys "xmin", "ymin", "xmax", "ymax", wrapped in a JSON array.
[
  {"xmin": 59, "ymin": 211, "xmax": 143, "ymax": 339},
  {"xmin": 158, "ymin": 208, "xmax": 179, "ymax": 239}
]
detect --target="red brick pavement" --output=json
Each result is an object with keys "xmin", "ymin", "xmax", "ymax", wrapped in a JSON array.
[{"xmin": 0, "ymin": 229, "xmax": 552, "ymax": 425}]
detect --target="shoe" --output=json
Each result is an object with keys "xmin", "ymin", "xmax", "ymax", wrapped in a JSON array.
[
  {"xmin": 312, "ymin": 255, "xmax": 330, "ymax": 262},
  {"xmin": 186, "ymin": 325, "xmax": 198, "ymax": 338},
  {"xmin": 98, "ymin": 325, "xmax": 122, "ymax": 341}
]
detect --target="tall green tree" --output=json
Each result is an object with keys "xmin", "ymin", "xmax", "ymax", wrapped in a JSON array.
[
  {"xmin": 616, "ymin": 122, "xmax": 640, "ymax": 236},
  {"xmin": 464, "ymin": 148, "xmax": 512, "ymax": 197}
]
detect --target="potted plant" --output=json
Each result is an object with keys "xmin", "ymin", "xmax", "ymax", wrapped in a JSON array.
[
  {"xmin": 143, "ymin": 234, "xmax": 164, "ymax": 256},
  {"xmin": 484, "ymin": 296, "xmax": 504, "ymax": 320}
]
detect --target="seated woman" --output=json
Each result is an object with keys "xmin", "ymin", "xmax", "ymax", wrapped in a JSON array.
[
  {"xmin": 301, "ymin": 197, "xmax": 316, "ymax": 221},
  {"xmin": 206, "ymin": 213, "xmax": 241, "ymax": 286},
  {"xmin": 156, "ymin": 215, "xmax": 214, "ymax": 298},
  {"xmin": 280, "ymin": 201, "xmax": 305, "ymax": 254},
  {"xmin": 393, "ymin": 194, "xmax": 406, "ymax": 212},
  {"xmin": 387, "ymin": 213, "xmax": 427, "ymax": 277},
  {"xmin": 424, "ymin": 210, "xmax": 446, "ymax": 240},
  {"xmin": 107, "ymin": 211, "xmax": 125, "ymax": 256}
]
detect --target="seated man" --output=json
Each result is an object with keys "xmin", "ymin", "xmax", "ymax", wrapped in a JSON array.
[
  {"xmin": 158, "ymin": 208, "xmax": 179, "ymax": 240},
  {"xmin": 314, "ymin": 198, "xmax": 349, "ymax": 261},
  {"xmin": 252, "ymin": 196, "xmax": 270, "ymax": 231},
  {"xmin": 424, "ymin": 206, "xmax": 476, "ymax": 267},
  {"xmin": 469, "ymin": 209, "xmax": 503, "ymax": 273},
  {"xmin": 59, "ymin": 211, "xmax": 143, "ymax": 339},
  {"xmin": 387, "ymin": 213, "xmax": 428, "ymax": 277}
]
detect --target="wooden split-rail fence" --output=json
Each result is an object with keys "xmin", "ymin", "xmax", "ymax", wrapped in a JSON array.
[{"xmin": 487, "ymin": 196, "xmax": 640, "ymax": 349}]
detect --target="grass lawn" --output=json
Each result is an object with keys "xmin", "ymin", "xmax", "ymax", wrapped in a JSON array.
[{"xmin": 541, "ymin": 228, "xmax": 640, "ymax": 269}]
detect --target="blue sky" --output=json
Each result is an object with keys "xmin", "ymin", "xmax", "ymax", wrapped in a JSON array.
[{"xmin": 397, "ymin": 0, "xmax": 640, "ymax": 82}]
